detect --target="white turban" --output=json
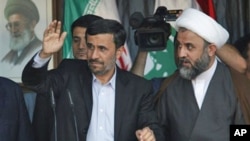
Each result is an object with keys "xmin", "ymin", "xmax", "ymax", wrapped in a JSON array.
[{"xmin": 175, "ymin": 8, "xmax": 229, "ymax": 48}]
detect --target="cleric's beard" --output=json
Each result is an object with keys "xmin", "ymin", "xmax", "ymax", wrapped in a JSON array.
[
  {"xmin": 9, "ymin": 29, "xmax": 32, "ymax": 51},
  {"xmin": 178, "ymin": 49, "xmax": 210, "ymax": 80}
]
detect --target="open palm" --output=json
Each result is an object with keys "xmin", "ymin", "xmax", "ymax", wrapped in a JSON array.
[{"xmin": 43, "ymin": 20, "xmax": 67, "ymax": 55}]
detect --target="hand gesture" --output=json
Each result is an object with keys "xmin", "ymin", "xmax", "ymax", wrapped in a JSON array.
[
  {"xmin": 136, "ymin": 127, "xmax": 156, "ymax": 141},
  {"xmin": 40, "ymin": 20, "xmax": 67, "ymax": 58}
]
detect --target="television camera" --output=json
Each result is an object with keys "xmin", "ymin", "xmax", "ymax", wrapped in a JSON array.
[{"xmin": 129, "ymin": 6, "xmax": 182, "ymax": 51}]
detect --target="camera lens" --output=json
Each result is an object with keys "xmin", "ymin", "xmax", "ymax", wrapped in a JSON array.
[
  {"xmin": 147, "ymin": 33, "xmax": 163, "ymax": 46},
  {"xmin": 135, "ymin": 28, "xmax": 167, "ymax": 51}
]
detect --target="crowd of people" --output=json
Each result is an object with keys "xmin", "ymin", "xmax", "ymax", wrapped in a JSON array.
[{"xmin": 1, "ymin": 1, "xmax": 250, "ymax": 141}]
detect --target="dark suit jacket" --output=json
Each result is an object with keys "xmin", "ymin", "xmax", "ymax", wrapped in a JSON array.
[
  {"xmin": 157, "ymin": 62, "xmax": 245, "ymax": 141},
  {"xmin": 32, "ymin": 92, "xmax": 54, "ymax": 141},
  {"xmin": 22, "ymin": 58, "xmax": 165, "ymax": 141},
  {"xmin": 0, "ymin": 77, "xmax": 34, "ymax": 141}
]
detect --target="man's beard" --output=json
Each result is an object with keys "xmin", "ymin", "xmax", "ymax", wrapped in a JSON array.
[
  {"xmin": 9, "ymin": 29, "xmax": 32, "ymax": 51},
  {"xmin": 88, "ymin": 55, "xmax": 116, "ymax": 76},
  {"xmin": 178, "ymin": 49, "xmax": 210, "ymax": 80}
]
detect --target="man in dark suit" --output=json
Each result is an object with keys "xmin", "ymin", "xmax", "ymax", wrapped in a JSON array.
[
  {"xmin": 22, "ymin": 19, "xmax": 164, "ymax": 141},
  {"xmin": 157, "ymin": 8, "xmax": 245, "ymax": 141},
  {"xmin": 0, "ymin": 77, "xmax": 34, "ymax": 141},
  {"xmin": 32, "ymin": 14, "xmax": 103, "ymax": 141}
]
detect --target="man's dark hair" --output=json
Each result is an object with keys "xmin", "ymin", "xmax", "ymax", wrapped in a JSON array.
[
  {"xmin": 86, "ymin": 19, "xmax": 126, "ymax": 48},
  {"xmin": 71, "ymin": 14, "xmax": 103, "ymax": 35},
  {"xmin": 234, "ymin": 34, "xmax": 250, "ymax": 59}
]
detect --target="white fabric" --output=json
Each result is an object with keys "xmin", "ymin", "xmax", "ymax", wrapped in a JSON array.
[
  {"xmin": 154, "ymin": 0, "xmax": 199, "ymax": 11},
  {"xmin": 87, "ymin": 71, "xmax": 116, "ymax": 141},
  {"xmin": 176, "ymin": 8, "xmax": 229, "ymax": 48},
  {"xmin": 32, "ymin": 51, "xmax": 51, "ymax": 68},
  {"xmin": 192, "ymin": 59, "xmax": 217, "ymax": 109}
]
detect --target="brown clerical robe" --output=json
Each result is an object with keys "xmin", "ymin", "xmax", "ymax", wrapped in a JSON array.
[{"xmin": 230, "ymin": 68, "xmax": 250, "ymax": 124}]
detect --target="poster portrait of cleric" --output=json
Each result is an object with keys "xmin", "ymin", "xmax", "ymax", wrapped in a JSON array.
[{"xmin": 0, "ymin": 0, "xmax": 48, "ymax": 82}]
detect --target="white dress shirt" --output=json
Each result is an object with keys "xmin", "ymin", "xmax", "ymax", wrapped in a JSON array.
[
  {"xmin": 32, "ymin": 51, "xmax": 51, "ymax": 68},
  {"xmin": 192, "ymin": 59, "xmax": 217, "ymax": 109},
  {"xmin": 86, "ymin": 71, "xmax": 116, "ymax": 141}
]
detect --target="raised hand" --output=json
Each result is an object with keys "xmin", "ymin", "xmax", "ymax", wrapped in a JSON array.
[{"xmin": 40, "ymin": 20, "xmax": 67, "ymax": 58}]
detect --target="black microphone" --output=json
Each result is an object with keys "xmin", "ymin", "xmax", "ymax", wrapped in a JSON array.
[
  {"xmin": 50, "ymin": 88, "xmax": 57, "ymax": 141},
  {"xmin": 67, "ymin": 89, "xmax": 79, "ymax": 141}
]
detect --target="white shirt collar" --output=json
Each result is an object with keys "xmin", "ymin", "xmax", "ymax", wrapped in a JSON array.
[
  {"xmin": 92, "ymin": 67, "xmax": 117, "ymax": 89},
  {"xmin": 192, "ymin": 59, "xmax": 217, "ymax": 109}
]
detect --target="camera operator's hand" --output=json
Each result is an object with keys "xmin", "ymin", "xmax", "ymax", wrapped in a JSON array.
[
  {"xmin": 130, "ymin": 50, "xmax": 148, "ymax": 77},
  {"xmin": 40, "ymin": 20, "xmax": 67, "ymax": 59}
]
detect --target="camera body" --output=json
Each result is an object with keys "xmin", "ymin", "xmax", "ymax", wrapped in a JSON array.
[{"xmin": 129, "ymin": 6, "xmax": 181, "ymax": 51}]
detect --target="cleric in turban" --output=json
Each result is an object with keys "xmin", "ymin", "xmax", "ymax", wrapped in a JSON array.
[{"xmin": 2, "ymin": 0, "xmax": 42, "ymax": 65}]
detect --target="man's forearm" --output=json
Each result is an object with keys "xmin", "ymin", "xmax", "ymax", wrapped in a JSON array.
[
  {"xmin": 130, "ymin": 51, "xmax": 148, "ymax": 77},
  {"xmin": 216, "ymin": 44, "xmax": 247, "ymax": 73}
]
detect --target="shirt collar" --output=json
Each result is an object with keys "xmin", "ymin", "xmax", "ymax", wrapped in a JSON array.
[{"xmin": 92, "ymin": 67, "xmax": 117, "ymax": 89}]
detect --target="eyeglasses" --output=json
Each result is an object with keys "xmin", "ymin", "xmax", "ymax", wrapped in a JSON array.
[{"xmin": 5, "ymin": 21, "xmax": 27, "ymax": 31}]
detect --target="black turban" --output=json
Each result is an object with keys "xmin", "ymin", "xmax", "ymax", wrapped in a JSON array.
[{"xmin": 4, "ymin": 0, "xmax": 39, "ymax": 22}]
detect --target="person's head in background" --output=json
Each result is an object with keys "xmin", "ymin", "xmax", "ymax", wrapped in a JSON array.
[
  {"xmin": 86, "ymin": 19, "xmax": 126, "ymax": 78},
  {"xmin": 234, "ymin": 34, "xmax": 250, "ymax": 78},
  {"xmin": 175, "ymin": 8, "xmax": 229, "ymax": 80},
  {"xmin": 71, "ymin": 14, "xmax": 103, "ymax": 60},
  {"xmin": 4, "ymin": 0, "xmax": 39, "ymax": 51}
]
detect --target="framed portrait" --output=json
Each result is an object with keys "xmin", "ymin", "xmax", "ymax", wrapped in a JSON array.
[{"xmin": 0, "ymin": 0, "xmax": 53, "ymax": 83}]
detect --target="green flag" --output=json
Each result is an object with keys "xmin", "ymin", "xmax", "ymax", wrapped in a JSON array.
[{"xmin": 63, "ymin": 0, "xmax": 90, "ymax": 58}]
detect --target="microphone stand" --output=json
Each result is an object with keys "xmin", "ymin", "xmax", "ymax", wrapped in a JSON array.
[
  {"xmin": 50, "ymin": 88, "xmax": 57, "ymax": 141},
  {"xmin": 67, "ymin": 89, "xmax": 79, "ymax": 141}
]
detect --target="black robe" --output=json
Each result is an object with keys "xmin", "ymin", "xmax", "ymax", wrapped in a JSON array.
[{"xmin": 157, "ymin": 62, "xmax": 245, "ymax": 141}]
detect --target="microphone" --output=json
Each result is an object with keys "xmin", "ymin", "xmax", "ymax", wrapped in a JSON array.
[
  {"xmin": 50, "ymin": 88, "xmax": 57, "ymax": 141},
  {"xmin": 67, "ymin": 89, "xmax": 79, "ymax": 141}
]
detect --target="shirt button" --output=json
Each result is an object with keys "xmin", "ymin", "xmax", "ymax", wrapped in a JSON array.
[
  {"xmin": 100, "ymin": 109, "xmax": 103, "ymax": 112},
  {"xmin": 99, "ymin": 126, "xmax": 103, "ymax": 130}
]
